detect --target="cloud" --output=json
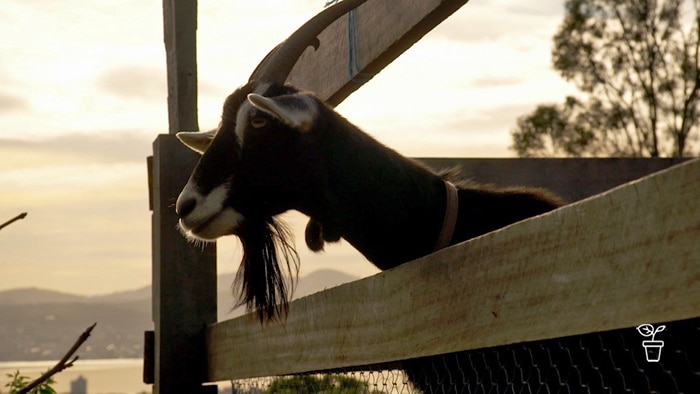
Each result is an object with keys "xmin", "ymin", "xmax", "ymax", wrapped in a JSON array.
[
  {"xmin": 0, "ymin": 163, "xmax": 152, "ymax": 295},
  {"xmin": 0, "ymin": 0, "xmax": 578, "ymax": 297},
  {"xmin": 468, "ymin": 76, "xmax": 527, "ymax": 89},
  {"xmin": 440, "ymin": 103, "xmax": 540, "ymax": 135},
  {"xmin": 0, "ymin": 134, "xmax": 153, "ymax": 296},
  {"xmin": 0, "ymin": 92, "xmax": 28, "ymax": 113},
  {"xmin": 505, "ymin": 1, "xmax": 567, "ymax": 17},
  {"xmin": 0, "ymin": 132, "xmax": 154, "ymax": 171},
  {"xmin": 428, "ymin": 0, "xmax": 564, "ymax": 43},
  {"xmin": 96, "ymin": 66, "xmax": 167, "ymax": 101}
]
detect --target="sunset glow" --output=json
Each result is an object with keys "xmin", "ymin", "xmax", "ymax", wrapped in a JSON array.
[{"xmin": 0, "ymin": 0, "xmax": 575, "ymax": 295}]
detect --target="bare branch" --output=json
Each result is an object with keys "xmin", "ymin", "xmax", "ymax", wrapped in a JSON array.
[
  {"xmin": 17, "ymin": 323, "xmax": 97, "ymax": 394},
  {"xmin": 677, "ymin": 0, "xmax": 700, "ymax": 156},
  {"xmin": 0, "ymin": 212, "xmax": 27, "ymax": 231},
  {"xmin": 612, "ymin": 3, "xmax": 659, "ymax": 155}
]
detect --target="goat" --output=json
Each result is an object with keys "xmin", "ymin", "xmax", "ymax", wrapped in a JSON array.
[
  {"xmin": 175, "ymin": 0, "xmax": 565, "ymax": 390},
  {"xmin": 176, "ymin": 77, "xmax": 565, "ymax": 316}
]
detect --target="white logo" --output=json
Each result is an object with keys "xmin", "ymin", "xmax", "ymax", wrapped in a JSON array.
[{"xmin": 636, "ymin": 324, "xmax": 666, "ymax": 362}]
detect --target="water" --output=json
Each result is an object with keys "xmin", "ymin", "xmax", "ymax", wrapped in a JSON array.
[
  {"xmin": 1, "ymin": 359, "xmax": 146, "ymax": 394},
  {"xmin": 0, "ymin": 358, "xmax": 232, "ymax": 394}
]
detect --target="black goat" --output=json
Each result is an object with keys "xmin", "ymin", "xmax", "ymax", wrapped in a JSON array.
[
  {"xmin": 175, "ymin": 0, "xmax": 565, "ymax": 391},
  {"xmin": 176, "ymin": 81, "xmax": 564, "ymax": 319}
]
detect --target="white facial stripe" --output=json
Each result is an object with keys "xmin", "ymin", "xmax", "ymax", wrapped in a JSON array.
[
  {"xmin": 185, "ymin": 208, "xmax": 244, "ymax": 241},
  {"xmin": 235, "ymin": 100, "xmax": 253, "ymax": 142},
  {"xmin": 177, "ymin": 182, "xmax": 243, "ymax": 238},
  {"xmin": 234, "ymin": 83, "xmax": 271, "ymax": 142},
  {"xmin": 197, "ymin": 184, "xmax": 229, "ymax": 220}
]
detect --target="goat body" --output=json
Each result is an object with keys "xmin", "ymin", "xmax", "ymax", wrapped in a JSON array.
[
  {"xmin": 175, "ymin": 81, "xmax": 564, "ymax": 393},
  {"xmin": 176, "ymin": 82, "xmax": 565, "ymax": 319}
]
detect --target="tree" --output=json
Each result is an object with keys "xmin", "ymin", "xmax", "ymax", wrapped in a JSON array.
[
  {"xmin": 2, "ymin": 372, "xmax": 55, "ymax": 394},
  {"xmin": 1, "ymin": 324, "xmax": 95, "ymax": 394},
  {"xmin": 512, "ymin": 0, "xmax": 700, "ymax": 157},
  {"xmin": 259, "ymin": 375, "xmax": 383, "ymax": 394},
  {"xmin": 511, "ymin": 96, "xmax": 599, "ymax": 157}
]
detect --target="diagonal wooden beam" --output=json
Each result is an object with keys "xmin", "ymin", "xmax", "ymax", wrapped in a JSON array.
[{"xmin": 287, "ymin": 0, "xmax": 470, "ymax": 106}]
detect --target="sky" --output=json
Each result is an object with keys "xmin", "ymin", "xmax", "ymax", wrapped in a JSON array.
[{"xmin": 0, "ymin": 0, "xmax": 577, "ymax": 296}]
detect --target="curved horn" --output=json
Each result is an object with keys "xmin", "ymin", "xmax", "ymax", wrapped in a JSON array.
[{"xmin": 249, "ymin": 0, "xmax": 369, "ymax": 83}]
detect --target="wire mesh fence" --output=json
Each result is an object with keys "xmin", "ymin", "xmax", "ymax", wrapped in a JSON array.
[{"xmin": 230, "ymin": 317, "xmax": 700, "ymax": 393}]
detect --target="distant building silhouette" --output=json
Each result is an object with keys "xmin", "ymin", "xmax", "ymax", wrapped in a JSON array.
[{"xmin": 70, "ymin": 375, "xmax": 87, "ymax": 394}]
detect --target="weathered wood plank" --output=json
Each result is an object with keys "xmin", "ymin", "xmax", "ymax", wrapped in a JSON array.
[
  {"xmin": 418, "ymin": 157, "xmax": 690, "ymax": 203},
  {"xmin": 287, "ymin": 0, "xmax": 470, "ymax": 106},
  {"xmin": 163, "ymin": 0, "xmax": 199, "ymax": 134},
  {"xmin": 152, "ymin": 136, "xmax": 217, "ymax": 394},
  {"xmin": 206, "ymin": 158, "xmax": 700, "ymax": 381},
  {"xmin": 153, "ymin": 1, "xmax": 216, "ymax": 393}
]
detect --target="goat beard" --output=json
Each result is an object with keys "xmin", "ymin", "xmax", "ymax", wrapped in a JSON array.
[{"xmin": 233, "ymin": 217, "xmax": 300, "ymax": 323}]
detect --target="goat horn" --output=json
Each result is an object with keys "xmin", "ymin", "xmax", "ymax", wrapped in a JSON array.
[{"xmin": 249, "ymin": 0, "xmax": 369, "ymax": 84}]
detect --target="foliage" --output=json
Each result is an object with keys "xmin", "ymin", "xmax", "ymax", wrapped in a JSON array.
[
  {"xmin": 262, "ymin": 374, "xmax": 384, "ymax": 394},
  {"xmin": 2, "ymin": 371, "xmax": 56, "ymax": 394},
  {"xmin": 511, "ymin": 97, "xmax": 598, "ymax": 157},
  {"xmin": 512, "ymin": 0, "xmax": 700, "ymax": 157}
]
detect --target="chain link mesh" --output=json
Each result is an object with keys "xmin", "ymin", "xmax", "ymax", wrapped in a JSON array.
[{"xmin": 230, "ymin": 317, "xmax": 700, "ymax": 393}]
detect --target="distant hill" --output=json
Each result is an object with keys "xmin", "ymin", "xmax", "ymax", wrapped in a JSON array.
[
  {"xmin": 89, "ymin": 286, "xmax": 151, "ymax": 304},
  {"xmin": 0, "ymin": 286, "xmax": 153, "ymax": 306},
  {"xmin": 0, "ymin": 269, "xmax": 359, "ymax": 361},
  {"xmin": 0, "ymin": 287, "xmax": 87, "ymax": 305},
  {"xmin": 217, "ymin": 268, "xmax": 360, "ymax": 320},
  {"xmin": 295, "ymin": 269, "xmax": 359, "ymax": 297}
]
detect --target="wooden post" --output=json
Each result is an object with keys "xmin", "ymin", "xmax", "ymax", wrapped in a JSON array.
[
  {"xmin": 150, "ymin": 1, "xmax": 217, "ymax": 393},
  {"xmin": 151, "ymin": 137, "xmax": 217, "ymax": 394},
  {"xmin": 163, "ymin": 0, "xmax": 199, "ymax": 134}
]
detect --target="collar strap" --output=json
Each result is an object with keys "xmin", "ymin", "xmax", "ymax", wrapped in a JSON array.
[{"xmin": 433, "ymin": 181, "xmax": 459, "ymax": 252}]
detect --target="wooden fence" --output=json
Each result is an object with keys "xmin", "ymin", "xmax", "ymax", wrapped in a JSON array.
[
  {"xmin": 147, "ymin": 155, "xmax": 698, "ymax": 391},
  {"xmin": 147, "ymin": 1, "xmax": 699, "ymax": 392},
  {"xmin": 204, "ymin": 157, "xmax": 699, "ymax": 382}
]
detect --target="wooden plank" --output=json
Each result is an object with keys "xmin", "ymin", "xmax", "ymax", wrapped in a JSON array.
[
  {"xmin": 287, "ymin": 0, "xmax": 470, "ymax": 106},
  {"xmin": 206, "ymin": 158, "xmax": 700, "ymax": 381},
  {"xmin": 418, "ymin": 157, "xmax": 690, "ymax": 203}
]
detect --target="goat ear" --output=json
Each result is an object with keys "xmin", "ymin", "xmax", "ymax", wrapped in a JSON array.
[
  {"xmin": 176, "ymin": 130, "xmax": 216, "ymax": 154},
  {"xmin": 247, "ymin": 93, "xmax": 317, "ymax": 132}
]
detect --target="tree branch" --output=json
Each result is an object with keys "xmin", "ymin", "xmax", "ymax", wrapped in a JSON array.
[
  {"xmin": 0, "ymin": 212, "xmax": 27, "ymax": 231},
  {"xmin": 613, "ymin": 3, "xmax": 658, "ymax": 156},
  {"xmin": 17, "ymin": 323, "xmax": 97, "ymax": 394},
  {"xmin": 677, "ymin": 0, "xmax": 700, "ymax": 156}
]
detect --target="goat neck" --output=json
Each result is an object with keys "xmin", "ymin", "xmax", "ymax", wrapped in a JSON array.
[{"xmin": 300, "ymin": 107, "xmax": 450, "ymax": 270}]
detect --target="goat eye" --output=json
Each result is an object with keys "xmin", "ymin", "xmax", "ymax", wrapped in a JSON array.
[{"xmin": 250, "ymin": 118, "xmax": 267, "ymax": 129}]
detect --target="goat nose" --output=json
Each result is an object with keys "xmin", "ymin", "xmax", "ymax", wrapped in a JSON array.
[{"xmin": 176, "ymin": 197, "xmax": 196, "ymax": 219}]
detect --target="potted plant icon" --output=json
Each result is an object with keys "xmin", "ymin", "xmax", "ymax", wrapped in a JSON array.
[{"xmin": 637, "ymin": 324, "xmax": 666, "ymax": 362}]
